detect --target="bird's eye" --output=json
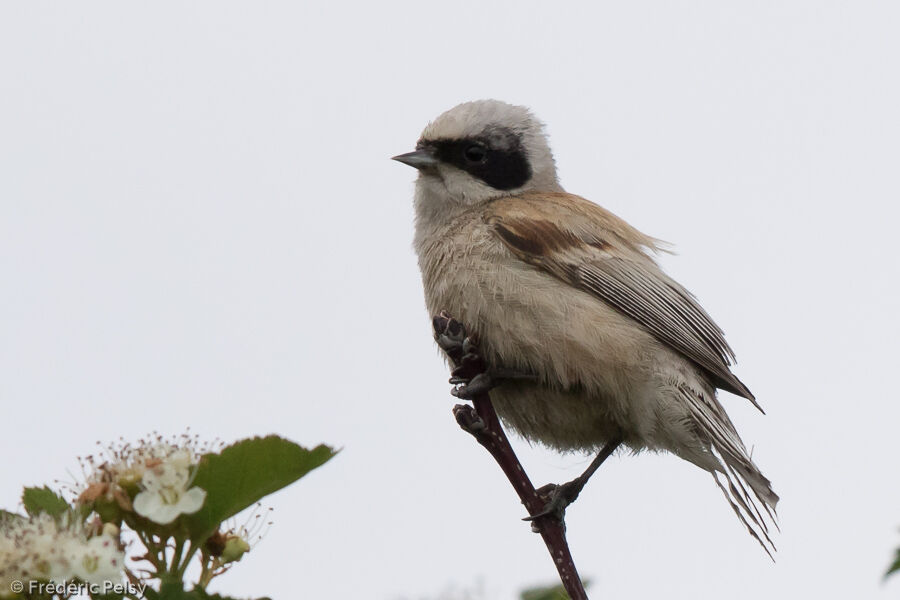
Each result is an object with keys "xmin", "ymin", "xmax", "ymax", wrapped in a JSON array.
[{"xmin": 463, "ymin": 143, "xmax": 488, "ymax": 163}]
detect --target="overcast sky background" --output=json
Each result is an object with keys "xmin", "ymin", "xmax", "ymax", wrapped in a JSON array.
[{"xmin": 2, "ymin": 2, "xmax": 899, "ymax": 599}]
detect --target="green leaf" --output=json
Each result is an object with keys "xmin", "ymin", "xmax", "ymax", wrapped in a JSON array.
[
  {"xmin": 22, "ymin": 486, "xmax": 70, "ymax": 519},
  {"xmin": 886, "ymin": 547, "xmax": 900, "ymax": 579},
  {"xmin": 520, "ymin": 581, "xmax": 591, "ymax": 600},
  {"xmin": 184, "ymin": 435, "xmax": 336, "ymax": 544}
]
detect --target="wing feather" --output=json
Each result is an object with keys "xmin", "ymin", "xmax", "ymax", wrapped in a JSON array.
[{"xmin": 486, "ymin": 192, "xmax": 759, "ymax": 409}]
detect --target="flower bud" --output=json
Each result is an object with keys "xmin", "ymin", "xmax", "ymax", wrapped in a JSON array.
[{"xmin": 220, "ymin": 535, "xmax": 251, "ymax": 564}]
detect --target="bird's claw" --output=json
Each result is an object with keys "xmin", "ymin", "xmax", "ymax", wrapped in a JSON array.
[
  {"xmin": 523, "ymin": 481, "xmax": 582, "ymax": 522},
  {"xmin": 433, "ymin": 311, "xmax": 537, "ymax": 399},
  {"xmin": 433, "ymin": 312, "xmax": 467, "ymax": 360},
  {"xmin": 451, "ymin": 372, "xmax": 494, "ymax": 399}
]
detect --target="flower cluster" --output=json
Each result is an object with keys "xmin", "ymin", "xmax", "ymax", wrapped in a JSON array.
[
  {"xmin": 76, "ymin": 433, "xmax": 218, "ymax": 525},
  {"xmin": 0, "ymin": 514, "xmax": 123, "ymax": 594},
  {"xmin": 1, "ymin": 433, "xmax": 327, "ymax": 599}
]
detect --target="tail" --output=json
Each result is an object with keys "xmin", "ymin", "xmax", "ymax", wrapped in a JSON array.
[{"xmin": 678, "ymin": 383, "xmax": 779, "ymax": 558}]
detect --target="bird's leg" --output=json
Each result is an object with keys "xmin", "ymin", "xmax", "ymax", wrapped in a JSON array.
[
  {"xmin": 524, "ymin": 438, "xmax": 623, "ymax": 522},
  {"xmin": 432, "ymin": 312, "xmax": 536, "ymax": 400}
]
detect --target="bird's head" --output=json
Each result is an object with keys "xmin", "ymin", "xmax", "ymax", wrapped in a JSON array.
[{"xmin": 393, "ymin": 100, "xmax": 561, "ymax": 205}]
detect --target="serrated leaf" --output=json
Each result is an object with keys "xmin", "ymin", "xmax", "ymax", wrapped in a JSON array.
[
  {"xmin": 886, "ymin": 547, "xmax": 900, "ymax": 579},
  {"xmin": 184, "ymin": 435, "xmax": 336, "ymax": 544},
  {"xmin": 22, "ymin": 486, "xmax": 70, "ymax": 519}
]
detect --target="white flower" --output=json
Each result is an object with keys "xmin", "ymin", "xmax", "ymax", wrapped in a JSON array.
[
  {"xmin": 1, "ymin": 526, "xmax": 23, "ymax": 599},
  {"xmin": 133, "ymin": 448, "xmax": 206, "ymax": 524},
  {"xmin": 71, "ymin": 532, "xmax": 124, "ymax": 585},
  {"xmin": 73, "ymin": 433, "xmax": 221, "ymax": 518},
  {"xmin": 1, "ymin": 513, "xmax": 76, "ymax": 581},
  {"xmin": 0, "ymin": 513, "xmax": 124, "ymax": 587}
]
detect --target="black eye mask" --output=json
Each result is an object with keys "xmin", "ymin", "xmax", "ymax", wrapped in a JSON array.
[{"xmin": 423, "ymin": 127, "xmax": 532, "ymax": 191}]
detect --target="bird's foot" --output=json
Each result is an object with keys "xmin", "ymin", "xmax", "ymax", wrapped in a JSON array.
[
  {"xmin": 524, "ymin": 439, "xmax": 621, "ymax": 524},
  {"xmin": 433, "ymin": 312, "xmax": 536, "ymax": 399},
  {"xmin": 449, "ymin": 367, "xmax": 538, "ymax": 399},
  {"xmin": 523, "ymin": 480, "xmax": 585, "ymax": 523},
  {"xmin": 450, "ymin": 372, "xmax": 493, "ymax": 400},
  {"xmin": 433, "ymin": 312, "xmax": 468, "ymax": 362}
]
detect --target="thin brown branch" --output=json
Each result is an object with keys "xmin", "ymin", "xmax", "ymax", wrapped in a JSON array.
[{"xmin": 434, "ymin": 313, "xmax": 589, "ymax": 600}]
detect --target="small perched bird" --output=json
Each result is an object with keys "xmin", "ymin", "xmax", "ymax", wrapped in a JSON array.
[{"xmin": 394, "ymin": 100, "xmax": 778, "ymax": 553}]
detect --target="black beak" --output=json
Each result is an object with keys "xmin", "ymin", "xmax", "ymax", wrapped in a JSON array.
[{"xmin": 391, "ymin": 148, "xmax": 439, "ymax": 170}]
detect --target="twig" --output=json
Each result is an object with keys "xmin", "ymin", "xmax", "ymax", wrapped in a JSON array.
[{"xmin": 434, "ymin": 313, "xmax": 589, "ymax": 600}]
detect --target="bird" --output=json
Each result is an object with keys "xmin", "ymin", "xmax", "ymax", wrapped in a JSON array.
[{"xmin": 393, "ymin": 99, "xmax": 778, "ymax": 554}]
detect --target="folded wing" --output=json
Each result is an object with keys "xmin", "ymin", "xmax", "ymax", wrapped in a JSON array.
[{"xmin": 485, "ymin": 191, "xmax": 760, "ymax": 410}]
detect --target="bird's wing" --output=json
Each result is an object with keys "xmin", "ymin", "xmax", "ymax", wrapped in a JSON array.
[{"xmin": 484, "ymin": 191, "xmax": 759, "ymax": 409}]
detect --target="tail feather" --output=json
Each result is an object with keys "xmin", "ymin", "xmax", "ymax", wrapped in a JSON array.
[
  {"xmin": 727, "ymin": 461, "xmax": 780, "ymax": 524},
  {"xmin": 726, "ymin": 470, "xmax": 769, "ymax": 536},
  {"xmin": 678, "ymin": 383, "xmax": 779, "ymax": 556},
  {"xmin": 726, "ymin": 463, "xmax": 778, "ymax": 533},
  {"xmin": 712, "ymin": 470, "xmax": 775, "ymax": 560}
]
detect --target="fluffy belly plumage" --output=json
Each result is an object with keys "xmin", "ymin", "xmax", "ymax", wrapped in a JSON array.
[{"xmin": 423, "ymin": 256, "xmax": 691, "ymax": 454}]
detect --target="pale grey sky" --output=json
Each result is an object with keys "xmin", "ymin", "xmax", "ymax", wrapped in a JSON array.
[{"xmin": 1, "ymin": 2, "xmax": 899, "ymax": 599}]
